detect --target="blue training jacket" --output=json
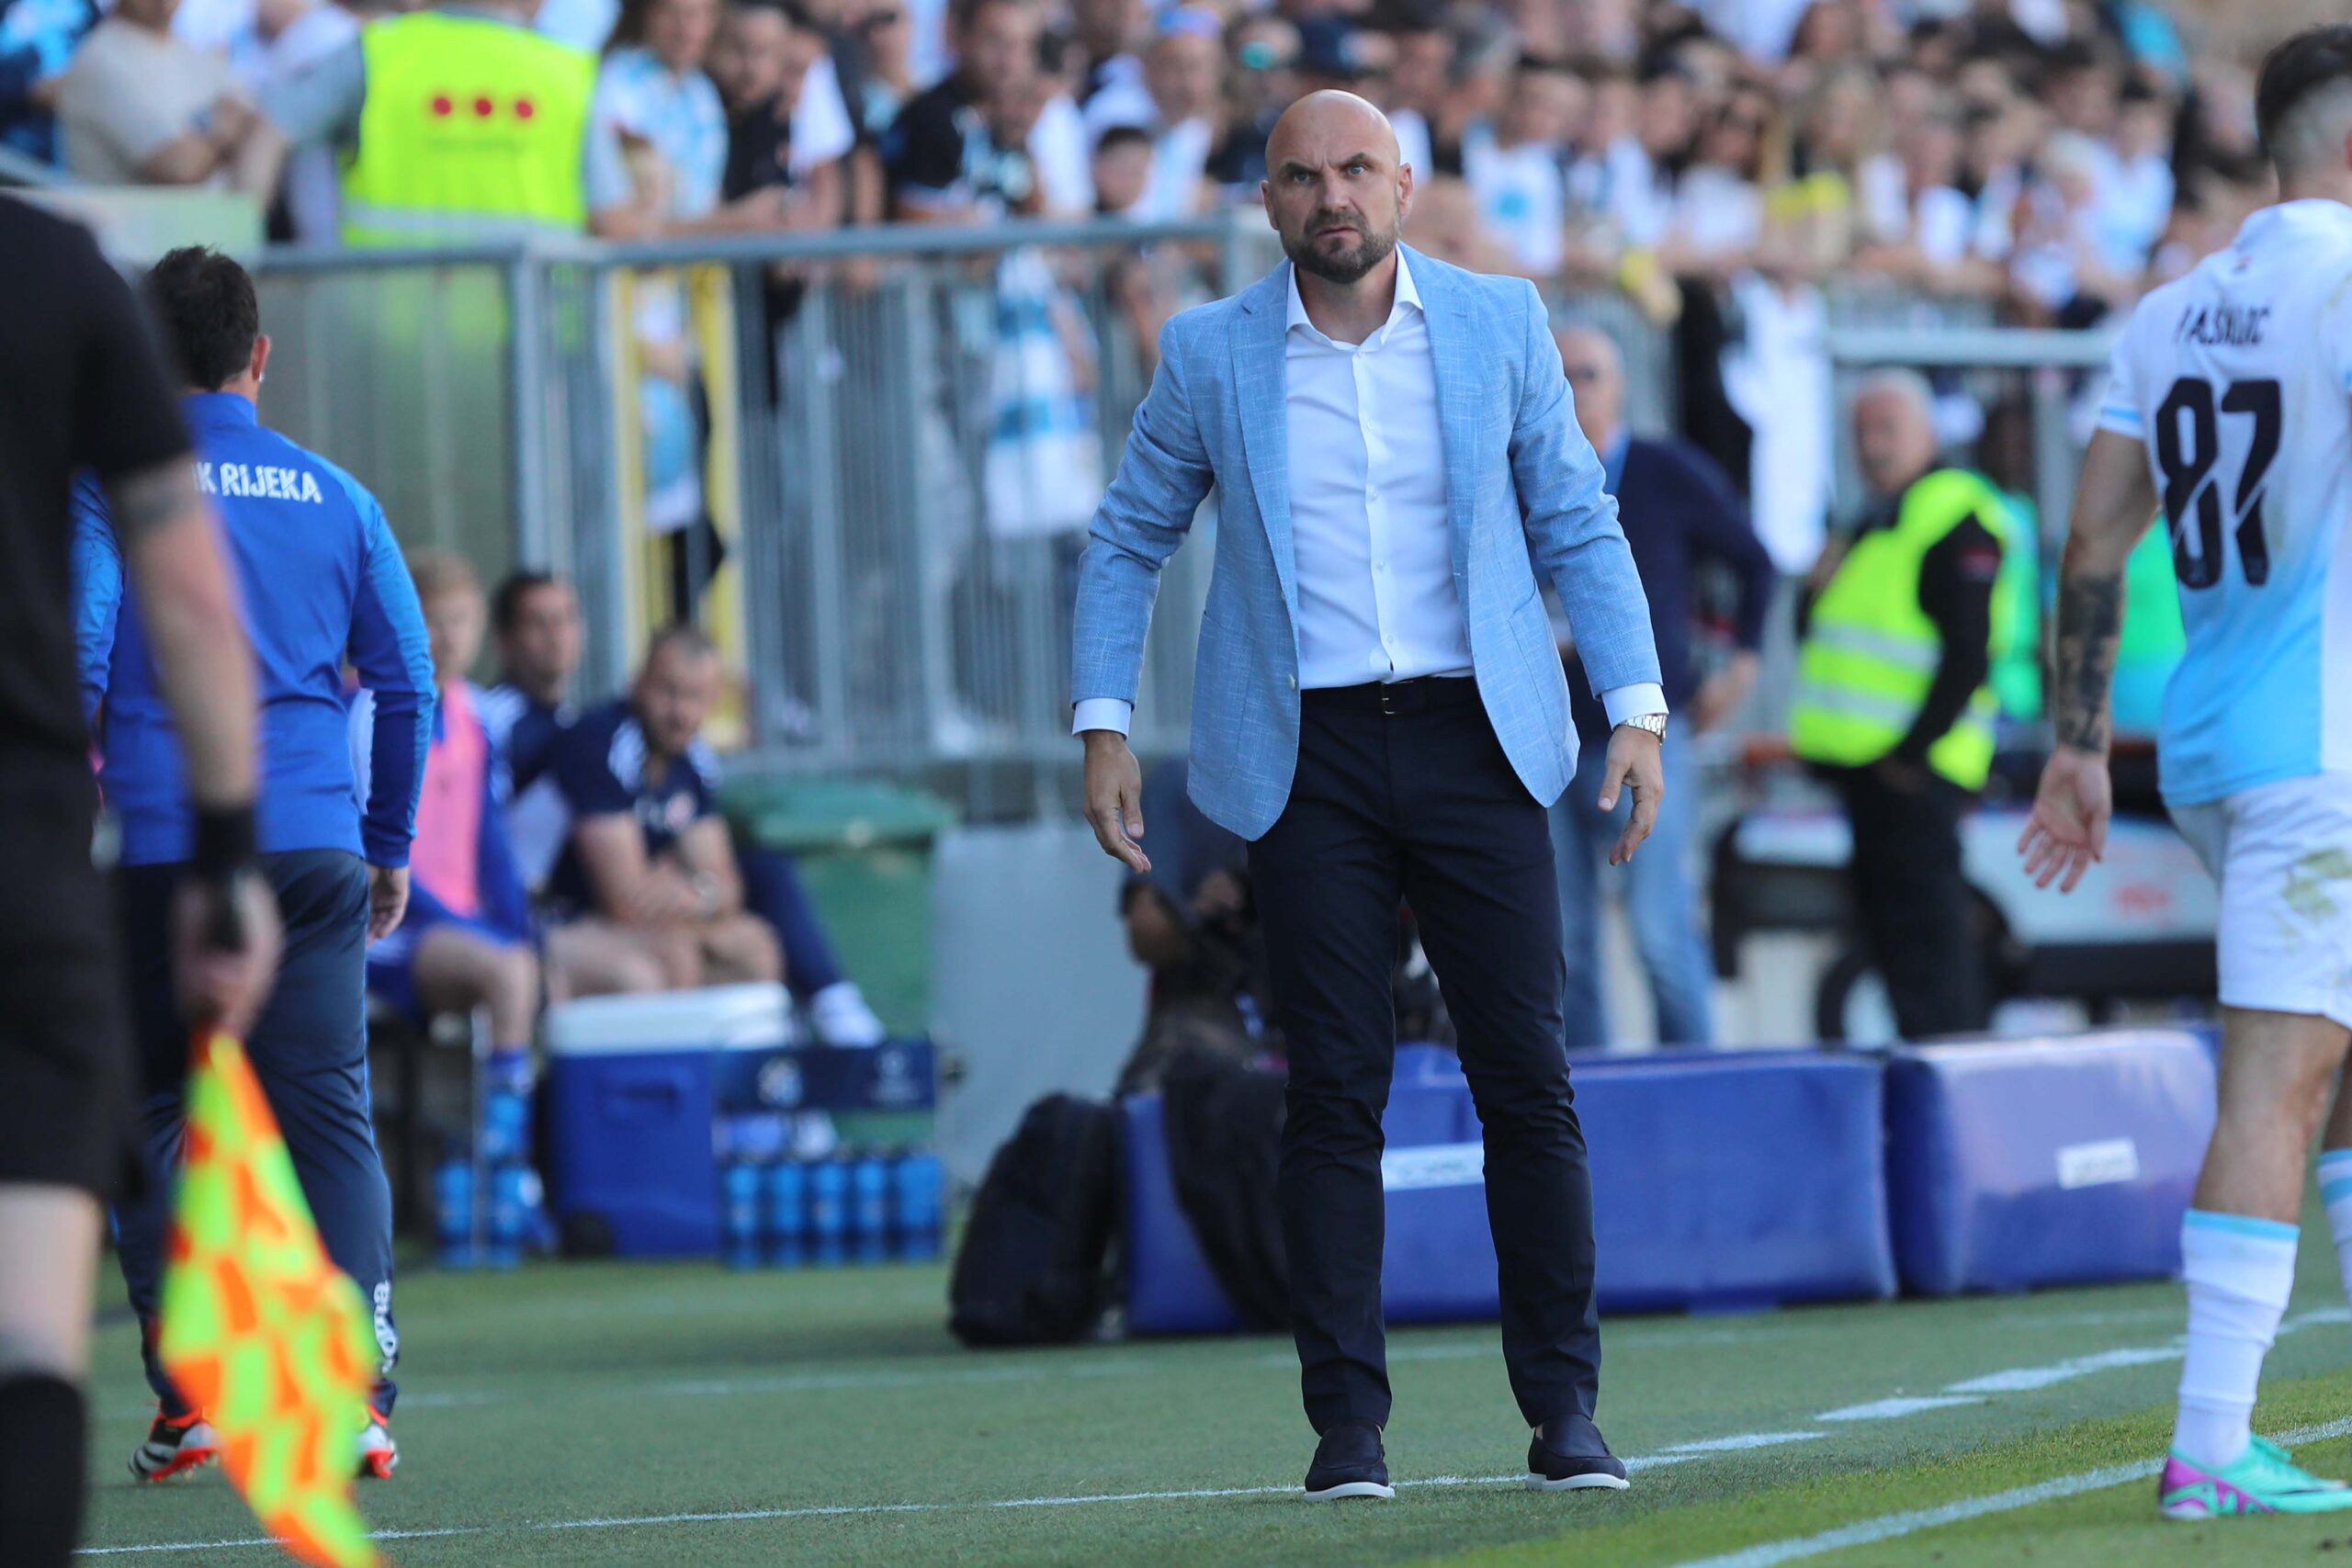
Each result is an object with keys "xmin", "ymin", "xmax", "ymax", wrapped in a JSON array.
[{"xmin": 73, "ymin": 392, "xmax": 435, "ymax": 869}]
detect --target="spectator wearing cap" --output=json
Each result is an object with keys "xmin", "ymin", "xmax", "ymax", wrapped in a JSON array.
[
  {"xmin": 1463, "ymin": 54, "xmax": 1582, "ymax": 276},
  {"xmin": 53, "ymin": 0, "xmax": 285, "ymax": 194},
  {"xmin": 1081, "ymin": 4, "xmax": 1220, "ymax": 221}
]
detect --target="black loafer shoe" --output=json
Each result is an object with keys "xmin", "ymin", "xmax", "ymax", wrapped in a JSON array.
[
  {"xmin": 1525, "ymin": 1412, "xmax": 1630, "ymax": 1492},
  {"xmin": 1304, "ymin": 1420, "xmax": 1396, "ymax": 1501}
]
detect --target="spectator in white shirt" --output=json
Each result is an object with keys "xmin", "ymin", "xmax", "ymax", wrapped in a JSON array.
[
  {"xmin": 1660, "ymin": 87, "xmax": 1768, "ymax": 282},
  {"xmin": 1082, "ymin": 5, "xmax": 1219, "ymax": 222},
  {"xmin": 1463, "ymin": 55, "xmax": 1580, "ymax": 276},
  {"xmin": 1382, "ymin": 14, "xmax": 1450, "ymax": 177},
  {"xmin": 55, "ymin": 0, "xmax": 285, "ymax": 192},
  {"xmin": 1854, "ymin": 101, "xmax": 2002, "ymax": 297}
]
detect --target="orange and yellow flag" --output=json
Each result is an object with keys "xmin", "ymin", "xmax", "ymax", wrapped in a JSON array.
[{"xmin": 157, "ymin": 1030, "xmax": 382, "ymax": 1568}]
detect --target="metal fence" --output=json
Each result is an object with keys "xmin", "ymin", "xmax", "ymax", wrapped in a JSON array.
[{"xmin": 246, "ymin": 221, "xmax": 2118, "ymax": 819}]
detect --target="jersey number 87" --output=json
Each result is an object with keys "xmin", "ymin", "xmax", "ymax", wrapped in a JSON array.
[{"xmin": 2154, "ymin": 375, "xmax": 2280, "ymax": 590}]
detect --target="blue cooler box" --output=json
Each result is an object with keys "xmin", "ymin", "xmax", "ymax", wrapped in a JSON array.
[{"xmin": 546, "ymin": 984, "xmax": 792, "ymax": 1258}]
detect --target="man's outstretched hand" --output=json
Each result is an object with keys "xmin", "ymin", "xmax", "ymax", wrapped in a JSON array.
[
  {"xmin": 1599, "ymin": 724, "xmax": 1665, "ymax": 866},
  {"xmin": 2018, "ymin": 744, "xmax": 2111, "ymax": 894},
  {"xmin": 1081, "ymin": 729, "xmax": 1150, "ymax": 875}
]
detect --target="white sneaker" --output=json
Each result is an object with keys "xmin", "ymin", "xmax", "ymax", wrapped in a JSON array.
[
  {"xmin": 358, "ymin": 1410, "xmax": 398, "ymax": 1479},
  {"xmin": 809, "ymin": 981, "xmax": 887, "ymax": 1048}
]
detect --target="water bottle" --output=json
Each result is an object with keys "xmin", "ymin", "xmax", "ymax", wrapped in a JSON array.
[
  {"xmin": 763, "ymin": 1158, "xmax": 807, "ymax": 1267},
  {"xmin": 808, "ymin": 1157, "xmax": 848, "ymax": 1267},
  {"xmin": 723, "ymin": 1159, "xmax": 764, "ymax": 1269},
  {"xmin": 487, "ymin": 1162, "xmax": 526, "ymax": 1269},
  {"xmin": 891, "ymin": 1150, "xmax": 944, "ymax": 1261},
  {"xmin": 851, "ymin": 1154, "xmax": 890, "ymax": 1264},
  {"xmin": 435, "ymin": 1155, "xmax": 476, "ymax": 1269},
  {"xmin": 481, "ymin": 1048, "xmax": 536, "ymax": 1163}
]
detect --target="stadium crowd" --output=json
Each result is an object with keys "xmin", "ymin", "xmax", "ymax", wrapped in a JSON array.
[{"xmin": 0, "ymin": 0, "xmax": 2314, "ymax": 317}]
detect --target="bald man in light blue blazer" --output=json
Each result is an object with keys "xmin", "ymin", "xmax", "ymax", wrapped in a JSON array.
[{"xmin": 1071, "ymin": 92, "xmax": 1666, "ymax": 1503}]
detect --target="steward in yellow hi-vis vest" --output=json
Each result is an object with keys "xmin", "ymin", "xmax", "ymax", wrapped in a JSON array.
[
  {"xmin": 1791, "ymin": 467, "xmax": 2016, "ymax": 791},
  {"xmin": 1793, "ymin": 378, "xmax": 2013, "ymax": 1043},
  {"xmin": 326, "ymin": 9, "xmax": 594, "ymax": 246}
]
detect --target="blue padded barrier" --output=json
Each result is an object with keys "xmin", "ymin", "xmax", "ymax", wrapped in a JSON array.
[
  {"xmin": 1575, "ymin": 1050, "xmax": 1896, "ymax": 1313},
  {"xmin": 1885, "ymin": 1030, "xmax": 2216, "ymax": 1295},
  {"xmin": 1125, "ymin": 1046, "xmax": 1897, "ymax": 1333},
  {"xmin": 1120, "ymin": 1094, "xmax": 1246, "ymax": 1336}
]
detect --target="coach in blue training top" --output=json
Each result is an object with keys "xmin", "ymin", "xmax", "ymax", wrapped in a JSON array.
[{"xmin": 73, "ymin": 247, "xmax": 434, "ymax": 1484}]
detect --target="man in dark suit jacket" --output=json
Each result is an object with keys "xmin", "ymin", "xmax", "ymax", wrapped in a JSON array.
[{"xmin": 1550, "ymin": 323, "xmax": 1776, "ymax": 1049}]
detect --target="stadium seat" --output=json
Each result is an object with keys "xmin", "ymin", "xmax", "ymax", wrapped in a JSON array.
[{"xmin": 1884, "ymin": 1029, "xmax": 2217, "ymax": 1295}]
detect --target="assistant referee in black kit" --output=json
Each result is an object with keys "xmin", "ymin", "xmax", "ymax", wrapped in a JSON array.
[{"xmin": 0, "ymin": 197, "xmax": 281, "ymax": 1568}]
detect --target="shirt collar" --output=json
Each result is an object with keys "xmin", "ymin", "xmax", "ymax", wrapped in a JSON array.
[
  {"xmin": 1284, "ymin": 249, "xmax": 1421, "ymax": 344},
  {"xmin": 180, "ymin": 390, "xmax": 258, "ymax": 430},
  {"xmin": 2233, "ymin": 198, "xmax": 2352, "ymax": 254}
]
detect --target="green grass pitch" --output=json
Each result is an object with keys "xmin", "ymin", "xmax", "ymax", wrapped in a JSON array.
[{"xmin": 77, "ymin": 1236, "xmax": 2352, "ymax": 1566}]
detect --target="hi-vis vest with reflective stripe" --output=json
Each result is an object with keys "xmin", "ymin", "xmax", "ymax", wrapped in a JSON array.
[
  {"xmin": 1790, "ymin": 468, "xmax": 2014, "ymax": 791},
  {"xmin": 341, "ymin": 12, "xmax": 593, "ymax": 247}
]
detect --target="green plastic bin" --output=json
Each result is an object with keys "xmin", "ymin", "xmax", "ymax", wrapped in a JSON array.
[{"xmin": 720, "ymin": 775, "xmax": 958, "ymax": 1040}]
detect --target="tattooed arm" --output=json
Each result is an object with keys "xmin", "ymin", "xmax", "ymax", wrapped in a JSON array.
[{"xmin": 2018, "ymin": 429, "xmax": 2159, "ymax": 893}]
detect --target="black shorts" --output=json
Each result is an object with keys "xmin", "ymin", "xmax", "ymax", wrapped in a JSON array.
[{"xmin": 0, "ymin": 760, "xmax": 136, "ymax": 1197}]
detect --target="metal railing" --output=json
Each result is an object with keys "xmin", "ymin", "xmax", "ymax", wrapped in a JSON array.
[{"xmin": 242, "ymin": 218, "xmax": 2109, "ymax": 818}]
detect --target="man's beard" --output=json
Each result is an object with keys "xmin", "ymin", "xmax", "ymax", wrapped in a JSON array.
[{"xmin": 1283, "ymin": 215, "xmax": 1397, "ymax": 285}]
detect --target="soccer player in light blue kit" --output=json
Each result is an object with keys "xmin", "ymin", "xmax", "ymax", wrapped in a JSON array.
[
  {"xmin": 2020, "ymin": 23, "xmax": 2352, "ymax": 1522},
  {"xmin": 74, "ymin": 247, "xmax": 434, "ymax": 1483}
]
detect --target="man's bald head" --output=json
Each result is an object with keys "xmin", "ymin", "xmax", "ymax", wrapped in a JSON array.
[
  {"xmin": 1267, "ymin": 90, "xmax": 1400, "ymax": 171},
  {"xmin": 1554, "ymin": 323, "xmax": 1624, "ymax": 449},
  {"xmin": 1262, "ymin": 90, "xmax": 1412, "ymax": 286}
]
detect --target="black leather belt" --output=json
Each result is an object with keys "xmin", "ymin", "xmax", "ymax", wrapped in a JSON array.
[{"xmin": 1300, "ymin": 675, "xmax": 1478, "ymax": 716}]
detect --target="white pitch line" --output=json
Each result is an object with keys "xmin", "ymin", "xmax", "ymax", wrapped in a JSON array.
[
  {"xmin": 1662, "ymin": 1432, "xmax": 1827, "ymax": 1455},
  {"xmin": 1815, "ymin": 1396, "xmax": 1982, "ymax": 1423},
  {"xmin": 1946, "ymin": 1345, "xmax": 2178, "ymax": 1395},
  {"xmin": 80, "ymin": 1302, "xmax": 2352, "ymax": 1556},
  {"xmin": 1673, "ymin": 1416, "xmax": 2352, "ymax": 1568},
  {"xmin": 72, "ymin": 1473, "xmax": 1538, "ymax": 1557}
]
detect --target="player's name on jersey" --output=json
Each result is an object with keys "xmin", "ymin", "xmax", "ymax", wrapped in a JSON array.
[
  {"xmin": 196, "ymin": 460, "xmax": 325, "ymax": 503},
  {"xmin": 2174, "ymin": 303, "xmax": 2270, "ymax": 347}
]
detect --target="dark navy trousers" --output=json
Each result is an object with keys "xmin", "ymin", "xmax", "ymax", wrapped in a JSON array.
[
  {"xmin": 111, "ymin": 849, "xmax": 399, "ymax": 1417},
  {"xmin": 740, "ymin": 846, "xmax": 844, "ymax": 998},
  {"xmin": 1247, "ymin": 679, "xmax": 1600, "ymax": 1435}
]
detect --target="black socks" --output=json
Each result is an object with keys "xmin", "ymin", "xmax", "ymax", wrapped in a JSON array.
[{"xmin": 0, "ymin": 1373, "xmax": 86, "ymax": 1568}]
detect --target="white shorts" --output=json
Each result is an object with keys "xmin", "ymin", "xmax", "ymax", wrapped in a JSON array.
[{"xmin": 2170, "ymin": 773, "xmax": 2352, "ymax": 1030}]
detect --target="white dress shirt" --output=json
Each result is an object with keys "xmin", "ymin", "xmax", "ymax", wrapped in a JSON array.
[{"xmin": 1075, "ymin": 253, "xmax": 1664, "ymax": 735}]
